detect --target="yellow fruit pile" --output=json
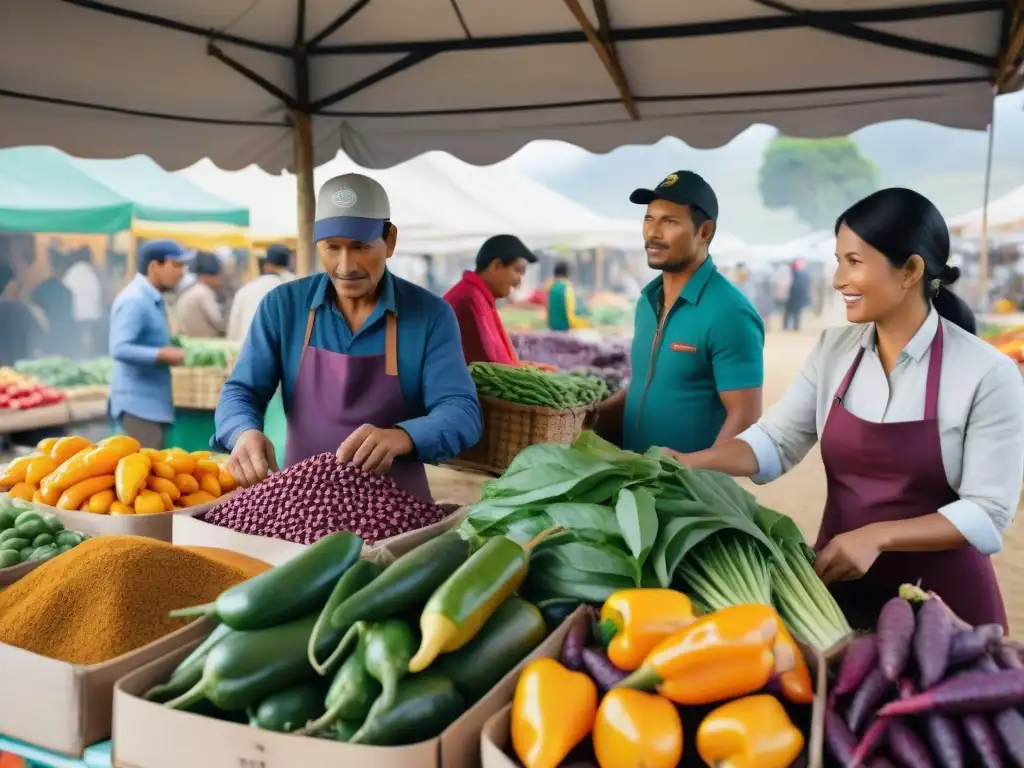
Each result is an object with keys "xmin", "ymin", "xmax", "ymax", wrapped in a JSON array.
[{"xmin": 0, "ymin": 436, "xmax": 237, "ymax": 514}]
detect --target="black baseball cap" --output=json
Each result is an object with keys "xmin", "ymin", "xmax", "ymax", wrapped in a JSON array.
[
  {"xmin": 264, "ymin": 244, "xmax": 292, "ymax": 268},
  {"xmin": 630, "ymin": 170, "xmax": 719, "ymax": 222},
  {"xmin": 192, "ymin": 252, "xmax": 222, "ymax": 276},
  {"xmin": 474, "ymin": 234, "xmax": 538, "ymax": 271}
]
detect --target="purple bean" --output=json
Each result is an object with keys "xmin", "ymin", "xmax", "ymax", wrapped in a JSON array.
[
  {"xmin": 926, "ymin": 713, "xmax": 965, "ymax": 768},
  {"xmin": 825, "ymin": 707, "xmax": 858, "ymax": 767},
  {"xmin": 832, "ymin": 634, "xmax": 879, "ymax": 699},
  {"xmin": 886, "ymin": 720, "xmax": 932, "ymax": 768},
  {"xmin": 560, "ymin": 615, "xmax": 589, "ymax": 670},
  {"xmin": 848, "ymin": 669, "xmax": 893, "ymax": 735},
  {"xmin": 994, "ymin": 709, "xmax": 1024, "ymax": 767},
  {"xmin": 916, "ymin": 597, "xmax": 954, "ymax": 688},
  {"xmin": 963, "ymin": 714, "xmax": 1003, "ymax": 768}
]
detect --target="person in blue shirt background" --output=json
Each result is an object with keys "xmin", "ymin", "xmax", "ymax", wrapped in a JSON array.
[
  {"xmin": 108, "ymin": 239, "xmax": 191, "ymax": 449},
  {"xmin": 215, "ymin": 173, "xmax": 482, "ymax": 501}
]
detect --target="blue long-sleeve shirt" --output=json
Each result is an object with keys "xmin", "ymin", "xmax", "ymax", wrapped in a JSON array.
[
  {"xmin": 109, "ymin": 274, "xmax": 174, "ymax": 424},
  {"xmin": 214, "ymin": 271, "xmax": 483, "ymax": 463}
]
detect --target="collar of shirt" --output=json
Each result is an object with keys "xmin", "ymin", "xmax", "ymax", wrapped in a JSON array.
[
  {"xmin": 132, "ymin": 273, "xmax": 163, "ymax": 305},
  {"xmin": 861, "ymin": 306, "xmax": 939, "ymax": 364},
  {"xmin": 642, "ymin": 255, "xmax": 716, "ymax": 313},
  {"xmin": 457, "ymin": 271, "xmax": 498, "ymax": 308},
  {"xmin": 307, "ymin": 270, "xmax": 398, "ymax": 321}
]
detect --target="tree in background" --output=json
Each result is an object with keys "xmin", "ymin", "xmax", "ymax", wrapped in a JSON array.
[{"xmin": 758, "ymin": 136, "xmax": 879, "ymax": 231}]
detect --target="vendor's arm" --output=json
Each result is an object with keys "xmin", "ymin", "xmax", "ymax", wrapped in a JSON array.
[
  {"xmin": 708, "ymin": 301, "xmax": 764, "ymax": 444},
  {"xmin": 679, "ymin": 331, "xmax": 824, "ymax": 481},
  {"xmin": 214, "ymin": 294, "xmax": 284, "ymax": 451},
  {"xmin": 564, "ymin": 284, "xmax": 591, "ymax": 330},
  {"xmin": 110, "ymin": 299, "xmax": 182, "ymax": 366},
  {"xmin": 397, "ymin": 303, "xmax": 484, "ymax": 462}
]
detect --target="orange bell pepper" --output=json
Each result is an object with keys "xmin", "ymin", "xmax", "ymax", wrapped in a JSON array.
[
  {"xmin": 696, "ymin": 694, "xmax": 804, "ymax": 768},
  {"xmin": 615, "ymin": 604, "xmax": 780, "ymax": 706},
  {"xmin": 592, "ymin": 688, "xmax": 683, "ymax": 768},
  {"xmin": 771, "ymin": 618, "xmax": 813, "ymax": 704},
  {"xmin": 598, "ymin": 588, "xmax": 695, "ymax": 671},
  {"xmin": 511, "ymin": 658, "xmax": 597, "ymax": 768}
]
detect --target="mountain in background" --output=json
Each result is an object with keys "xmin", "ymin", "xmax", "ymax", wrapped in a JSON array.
[{"xmin": 509, "ymin": 93, "xmax": 1024, "ymax": 245}]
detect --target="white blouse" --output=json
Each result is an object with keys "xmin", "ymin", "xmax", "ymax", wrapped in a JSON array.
[{"xmin": 738, "ymin": 309, "xmax": 1024, "ymax": 555}]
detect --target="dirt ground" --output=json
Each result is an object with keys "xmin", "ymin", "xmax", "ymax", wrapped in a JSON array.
[{"xmin": 427, "ymin": 312, "xmax": 1024, "ymax": 635}]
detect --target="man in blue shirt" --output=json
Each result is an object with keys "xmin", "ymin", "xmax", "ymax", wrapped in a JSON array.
[
  {"xmin": 215, "ymin": 173, "xmax": 482, "ymax": 500},
  {"xmin": 108, "ymin": 239, "xmax": 192, "ymax": 449}
]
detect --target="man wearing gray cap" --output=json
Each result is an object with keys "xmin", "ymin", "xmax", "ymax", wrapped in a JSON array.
[{"xmin": 214, "ymin": 173, "xmax": 482, "ymax": 500}]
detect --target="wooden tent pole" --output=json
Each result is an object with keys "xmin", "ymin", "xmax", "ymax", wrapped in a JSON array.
[
  {"xmin": 978, "ymin": 96, "xmax": 996, "ymax": 312},
  {"xmin": 292, "ymin": 111, "xmax": 316, "ymax": 277}
]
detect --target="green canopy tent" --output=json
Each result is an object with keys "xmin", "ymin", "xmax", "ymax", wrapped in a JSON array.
[
  {"xmin": 73, "ymin": 155, "xmax": 249, "ymax": 227},
  {"xmin": 0, "ymin": 146, "xmax": 133, "ymax": 233}
]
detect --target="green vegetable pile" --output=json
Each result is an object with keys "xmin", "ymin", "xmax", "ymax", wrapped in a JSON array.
[
  {"xmin": 0, "ymin": 494, "xmax": 91, "ymax": 568},
  {"xmin": 149, "ymin": 529, "xmax": 555, "ymax": 746},
  {"xmin": 469, "ymin": 362, "xmax": 609, "ymax": 409},
  {"xmin": 458, "ymin": 432, "xmax": 852, "ymax": 652},
  {"xmin": 14, "ymin": 357, "xmax": 113, "ymax": 387},
  {"xmin": 176, "ymin": 338, "xmax": 241, "ymax": 368}
]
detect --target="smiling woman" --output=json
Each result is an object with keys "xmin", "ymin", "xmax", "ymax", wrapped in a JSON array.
[{"xmin": 675, "ymin": 187, "xmax": 1024, "ymax": 632}]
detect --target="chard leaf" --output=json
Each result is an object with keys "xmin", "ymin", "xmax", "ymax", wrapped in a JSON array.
[
  {"xmin": 614, "ymin": 487, "xmax": 659, "ymax": 566},
  {"xmin": 545, "ymin": 503, "xmax": 621, "ymax": 541},
  {"xmin": 533, "ymin": 539, "xmax": 642, "ymax": 585}
]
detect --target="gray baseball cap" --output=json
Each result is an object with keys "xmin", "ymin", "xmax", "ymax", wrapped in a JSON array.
[{"xmin": 314, "ymin": 173, "xmax": 391, "ymax": 243}]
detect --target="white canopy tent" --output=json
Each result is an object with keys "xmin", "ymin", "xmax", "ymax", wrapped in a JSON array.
[
  {"xmin": 1, "ymin": 1, "xmax": 1021, "ymax": 274},
  {"xmin": 948, "ymin": 184, "xmax": 1024, "ymax": 235}
]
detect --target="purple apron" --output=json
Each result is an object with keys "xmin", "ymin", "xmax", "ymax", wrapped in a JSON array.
[
  {"xmin": 816, "ymin": 322, "xmax": 1006, "ymax": 631},
  {"xmin": 284, "ymin": 308, "xmax": 433, "ymax": 501}
]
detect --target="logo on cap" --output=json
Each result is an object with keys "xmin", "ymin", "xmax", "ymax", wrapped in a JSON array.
[
  {"xmin": 658, "ymin": 174, "xmax": 679, "ymax": 188},
  {"xmin": 332, "ymin": 188, "xmax": 358, "ymax": 208}
]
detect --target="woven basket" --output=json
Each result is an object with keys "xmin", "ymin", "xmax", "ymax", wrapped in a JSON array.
[
  {"xmin": 449, "ymin": 395, "xmax": 590, "ymax": 475},
  {"xmin": 172, "ymin": 367, "xmax": 228, "ymax": 410}
]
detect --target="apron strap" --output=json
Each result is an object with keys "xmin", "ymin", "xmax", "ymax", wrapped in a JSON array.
[
  {"xmin": 924, "ymin": 320, "xmax": 944, "ymax": 421},
  {"xmin": 834, "ymin": 347, "xmax": 865, "ymax": 405},
  {"xmin": 302, "ymin": 309, "xmax": 316, "ymax": 350},
  {"xmin": 385, "ymin": 312, "xmax": 398, "ymax": 377}
]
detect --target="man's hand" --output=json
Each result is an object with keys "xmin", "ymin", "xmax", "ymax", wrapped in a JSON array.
[
  {"xmin": 227, "ymin": 429, "xmax": 279, "ymax": 488},
  {"xmin": 157, "ymin": 346, "xmax": 186, "ymax": 366},
  {"xmin": 337, "ymin": 425, "xmax": 414, "ymax": 475},
  {"xmin": 814, "ymin": 525, "xmax": 886, "ymax": 585}
]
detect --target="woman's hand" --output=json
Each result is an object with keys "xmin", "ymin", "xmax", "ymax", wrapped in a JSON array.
[{"xmin": 814, "ymin": 525, "xmax": 886, "ymax": 584}]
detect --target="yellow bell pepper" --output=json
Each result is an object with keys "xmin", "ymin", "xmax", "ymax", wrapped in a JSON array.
[
  {"xmin": 696, "ymin": 694, "xmax": 804, "ymax": 768},
  {"xmin": 511, "ymin": 658, "xmax": 597, "ymax": 768},
  {"xmin": 592, "ymin": 688, "xmax": 683, "ymax": 768},
  {"xmin": 615, "ymin": 604, "xmax": 780, "ymax": 706},
  {"xmin": 598, "ymin": 588, "xmax": 695, "ymax": 671}
]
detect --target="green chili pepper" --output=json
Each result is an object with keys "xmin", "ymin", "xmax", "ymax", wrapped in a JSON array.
[
  {"xmin": 145, "ymin": 622, "xmax": 233, "ymax": 702},
  {"xmin": 349, "ymin": 673, "xmax": 465, "ymax": 746},
  {"xmin": 249, "ymin": 680, "xmax": 328, "ymax": 733},
  {"xmin": 361, "ymin": 619, "xmax": 418, "ymax": 709},
  {"xmin": 298, "ymin": 632, "xmax": 381, "ymax": 735},
  {"xmin": 308, "ymin": 559, "xmax": 384, "ymax": 674}
]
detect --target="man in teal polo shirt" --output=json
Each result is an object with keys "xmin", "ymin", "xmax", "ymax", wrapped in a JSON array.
[{"xmin": 595, "ymin": 171, "xmax": 764, "ymax": 454}]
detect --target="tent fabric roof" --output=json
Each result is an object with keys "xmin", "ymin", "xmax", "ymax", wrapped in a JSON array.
[
  {"xmin": 0, "ymin": 1, "xmax": 1017, "ymax": 172},
  {"xmin": 73, "ymin": 155, "xmax": 249, "ymax": 226},
  {"xmin": 0, "ymin": 146, "xmax": 133, "ymax": 233},
  {"xmin": 948, "ymin": 184, "xmax": 1024, "ymax": 234}
]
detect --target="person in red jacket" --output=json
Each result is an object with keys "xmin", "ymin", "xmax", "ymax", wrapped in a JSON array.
[{"xmin": 444, "ymin": 234, "xmax": 537, "ymax": 366}]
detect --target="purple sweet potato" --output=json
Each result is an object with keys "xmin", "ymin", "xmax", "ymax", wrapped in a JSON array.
[
  {"xmin": 879, "ymin": 670, "xmax": 1024, "ymax": 716},
  {"xmin": 915, "ymin": 597, "xmax": 954, "ymax": 688},
  {"xmin": 994, "ymin": 708, "xmax": 1024, "ymax": 767},
  {"xmin": 878, "ymin": 597, "xmax": 915, "ymax": 681},
  {"xmin": 886, "ymin": 720, "xmax": 933, "ymax": 768},
  {"xmin": 948, "ymin": 629, "xmax": 993, "ymax": 667},
  {"xmin": 926, "ymin": 713, "xmax": 965, "ymax": 768},
  {"xmin": 963, "ymin": 714, "xmax": 1003, "ymax": 768},
  {"xmin": 833, "ymin": 634, "xmax": 878, "ymax": 699},
  {"xmin": 580, "ymin": 647, "xmax": 628, "ymax": 691},
  {"xmin": 848, "ymin": 668, "xmax": 893, "ymax": 734},
  {"xmin": 825, "ymin": 707, "xmax": 859, "ymax": 767}
]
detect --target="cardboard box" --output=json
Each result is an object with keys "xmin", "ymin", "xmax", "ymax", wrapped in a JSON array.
[
  {"xmin": 480, "ymin": 634, "xmax": 831, "ymax": 768},
  {"xmin": 112, "ymin": 607, "xmax": 585, "ymax": 768},
  {"xmin": 172, "ymin": 505, "xmax": 467, "ymax": 565},
  {"xmin": 28, "ymin": 493, "xmax": 234, "ymax": 543},
  {"xmin": 0, "ymin": 617, "xmax": 214, "ymax": 757},
  {"xmin": 0, "ymin": 557, "xmax": 45, "ymax": 587}
]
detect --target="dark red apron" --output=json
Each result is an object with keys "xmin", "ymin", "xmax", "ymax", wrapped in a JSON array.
[
  {"xmin": 816, "ymin": 321, "xmax": 1006, "ymax": 631},
  {"xmin": 284, "ymin": 308, "xmax": 433, "ymax": 501}
]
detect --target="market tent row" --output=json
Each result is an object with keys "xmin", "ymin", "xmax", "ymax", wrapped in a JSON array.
[
  {"xmin": 0, "ymin": 147, "xmax": 248, "ymax": 241},
  {"xmin": 177, "ymin": 150, "xmax": 669, "ymax": 256},
  {"xmin": 2, "ymin": 0, "xmax": 1018, "ymax": 275},
  {"xmin": 948, "ymin": 183, "xmax": 1024, "ymax": 236}
]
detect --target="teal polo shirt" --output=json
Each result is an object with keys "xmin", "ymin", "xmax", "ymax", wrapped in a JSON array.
[{"xmin": 623, "ymin": 257, "xmax": 764, "ymax": 454}]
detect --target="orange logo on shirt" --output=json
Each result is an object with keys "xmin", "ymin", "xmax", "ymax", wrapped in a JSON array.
[{"xmin": 670, "ymin": 342, "xmax": 697, "ymax": 353}]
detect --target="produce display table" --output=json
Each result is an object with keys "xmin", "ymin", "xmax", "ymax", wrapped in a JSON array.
[
  {"xmin": 0, "ymin": 737, "xmax": 110, "ymax": 768},
  {"xmin": 0, "ymin": 405, "xmax": 72, "ymax": 435}
]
